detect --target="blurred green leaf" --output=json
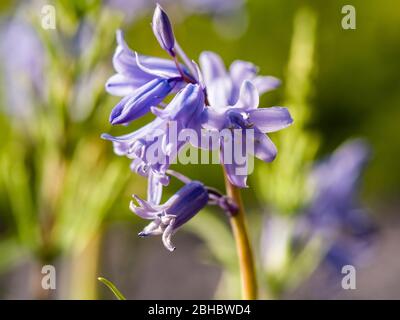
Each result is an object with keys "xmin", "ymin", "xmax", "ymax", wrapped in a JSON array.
[{"xmin": 0, "ymin": 237, "xmax": 27, "ymax": 274}]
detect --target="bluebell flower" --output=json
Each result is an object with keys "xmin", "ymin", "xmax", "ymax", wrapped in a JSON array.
[
  {"xmin": 198, "ymin": 51, "xmax": 290, "ymax": 187},
  {"xmin": 302, "ymin": 139, "xmax": 376, "ymax": 272},
  {"xmin": 102, "ymin": 83, "xmax": 205, "ymax": 204},
  {"xmin": 103, "ymin": 5, "xmax": 292, "ymax": 223},
  {"xmin": 202, "ymin": 80, "xmax": 293, "ymax": 187},
  {"xmin": 130, "ymin": 169, "xmax": 238, "ymax": 251},
  {"xmin": 131, "ymin": 181, "xmax": 209, "ymax": 251},
  {"xmin": 105, "ymin": 30, "xmax": 194, "ymax": 125},
  {"xmin": 132, "ymin": 173, "xmax": 239, "ymax": 252},
  {"xmin": 199, "ymin": 51, "xmax": 281, "ymax": 107},
  {"xmin": 102, "ymin": 116, "xmax": 170, "ymax": 204}
]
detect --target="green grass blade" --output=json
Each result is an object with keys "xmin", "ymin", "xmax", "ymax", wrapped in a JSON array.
[{"xmin": 97, "ymin": 277, "xmax": 126, "ymax": 300}]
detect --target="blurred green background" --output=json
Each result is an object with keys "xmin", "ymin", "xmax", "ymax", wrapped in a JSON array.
[{"xmin": 0, "ymin": 0, "xmax": 399, "ymax": 299}]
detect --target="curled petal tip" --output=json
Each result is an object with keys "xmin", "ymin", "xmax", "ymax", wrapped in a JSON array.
[
  {"xmin": 131, "ymin": 195, "xmax": 144, "ymax": 207},
  {"xmin": 150, "ymin": 106, "xmax": 168, "ymax": 119},
  {"xmin": 164, "ymin": 240, "xmax": 176, "ymax": 252},
  {"xmin": 116, "ymin": 29, "xmax": 123, "ymax": 44},
  {"xmin": 129, "ymin": 201, "xmax": 137, "ymax": 213},
  {"xmin": 100, "ymin": 133, "xmax": 110, "ymax": 140}
]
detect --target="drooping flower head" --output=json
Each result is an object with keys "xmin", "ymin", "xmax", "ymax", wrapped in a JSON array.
[
  {"xmin": 131, "ymin": 181, "xmax": 208, "ymax": 251},
  {"xmin": 259, "ymin": 139, "xmax": 376, "ymax": 285},
  {"xmin": 131, "ymin": 176, "xmax": 237, "ymax": 251},
  {"xmin": 308, "ymin": 139, "xmax": 373, "ymax": 232}
]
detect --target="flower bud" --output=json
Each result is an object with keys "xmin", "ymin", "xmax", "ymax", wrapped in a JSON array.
[{"xmin": 152, "ymin": 4, "xmax": 175, "ymax": 56}]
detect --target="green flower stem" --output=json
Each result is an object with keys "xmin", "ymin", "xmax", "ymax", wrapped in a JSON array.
[{"xmin": 223, "ymin": 170, "xmax": 258, "ymax": 300}]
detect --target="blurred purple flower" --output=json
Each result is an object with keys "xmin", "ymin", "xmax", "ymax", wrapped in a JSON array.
[
  {"xmin": 302, "ymin": 139, "xmax": 376, "ymax": 272},
  {"xmin": 181, "ymin": 0, "xmax": 244, "ymax": 15},
  {"xmin": 308, "ymin": 139, "xmax": 373, "ymax": 230},
  {"xmin": 106, "ymin": 0, "xmax": 244, "ymax": 22},
  {"xmin": 0, "ymin": 20, "xmax": 44, "ymax": 116},
  {"xmin": 106, "ymin": 0, "xmax": 150, "ymax": 22}
]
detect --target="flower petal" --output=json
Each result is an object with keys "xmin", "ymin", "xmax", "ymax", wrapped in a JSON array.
[
  {"xmin": 101, "ymin": 131, "xmax": 143, "ymax": 156},
  {"xmin": 138, "ymin": 220, "xmax": 163, "ymax": 237},
  {"xmin": 113, "ymin": 30, "xmax": 154, "ymax": 79},
  {"xmin": 160, "ymin": 83, "xmax": 205, "ymax": 125},
  {"xmin": 105, "ymin": 74, "xmax": 138, "ymax": 96},
  {"xmin": 252, "ymin": 76, "xmax": 281, "ymax": 94},
  {"xmin": 206, "ymin": 76, "xmax": 232, "ymax": 108},
  {"xmin": 191, "ymin": 60, "xmax": 205, "ymax": 89},
  {"xmin": 223, "ymin": 163, "xmax": 248, "ymax": 188},
  {"xmin": 199, "ymin": 51, "xmax": 227, "ymax": 87},
  {"xmin": 165, "ymin": 181, "xmax": 209, "ymax": 228},
  {"xmin": 134, "ymin": 51, "xmax": 178, "ymax": 79},
  {"xmin": 150, "ymin": 106, "xmax": 169, "ymax": 119},
  {"xmin": 101, "ymin": 117, "xmax": 165, "ymax": 155},
  {"xmin": 229, "ymin": 60, "xmax": 258, "ymax": 84},
  {"xmin": 201, "ymin": 108, "xmax": 226, "ymax": 131},
  {"xmin": 148, "ymin": 170, "xmax": 163, "ymax": 205},
  {"xmin": 129, "ymin": 196, "xmax": 159, "ymax": 219},
  {"xmin": 249, "ymin": 107, "xmax": 293, "ymax": 133},
  {"xmin": 221, "ymin": 144, "xmax": 248, "ymax": 188},
  {"xmin": 113, "ymin": 30, "xmax": 183, "ymax": 80},
  {"xmin": 229, "ymin": 60, "xmax": 258, "ymax": 104},
  {"xmin": 109, "ymin": 78, "xmax": 172, "ymax": 125},
  {"xmin": 234, "ymin": 80, "xmax": 259, "ymax": 110},
  {"xmin": 162, "ymin": 219, "xmax": 176, "ymax": 251},
  {"xmin": 252, "ymin": 132, "xmax": 277, "ymax": 162}
]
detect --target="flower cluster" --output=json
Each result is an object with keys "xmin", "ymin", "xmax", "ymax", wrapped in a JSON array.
[{"xmin": 103, "ymin": 5, "xmax": 293, "ymax": 250}]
